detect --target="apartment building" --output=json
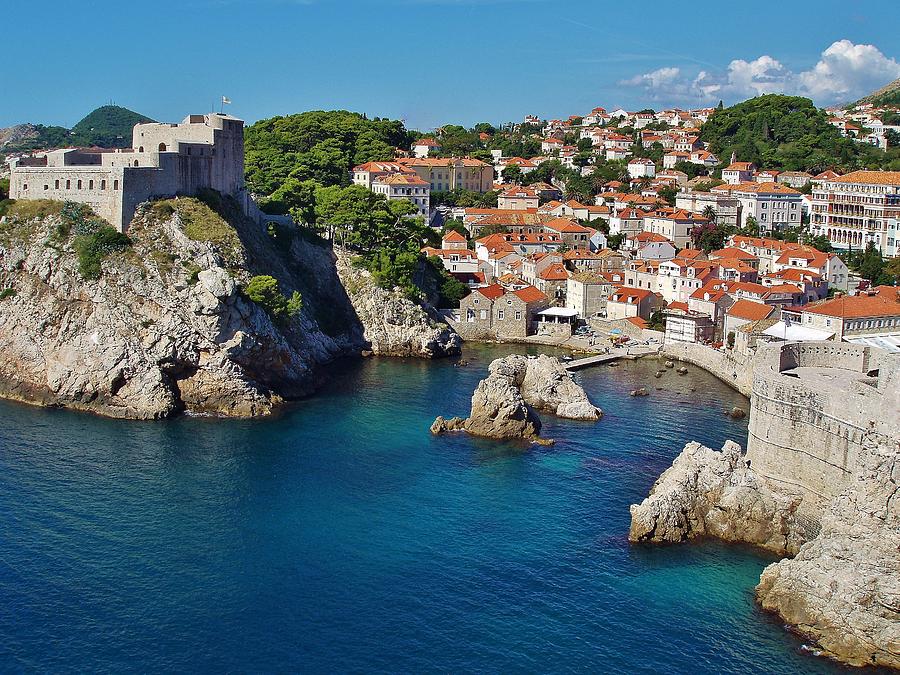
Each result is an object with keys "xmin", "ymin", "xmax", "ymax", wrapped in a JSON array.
[{"xmin": 809, "ymin": 170, "xmax": 900, "ymax": 256}]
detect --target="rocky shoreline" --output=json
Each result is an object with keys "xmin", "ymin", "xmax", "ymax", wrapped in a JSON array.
[
  {"xmin": 629, "ymin": 342, "xmax": 900, "ymax": 670},
  {"xmin": 0, "ymin": 199, "xmax": 458, "ymax": 419}
]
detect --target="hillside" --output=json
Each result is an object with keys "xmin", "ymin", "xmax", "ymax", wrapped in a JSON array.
[
  {"xmin": 70, "ymin": 105, "xmax": 154, "ymax": 147},
  {"xmin": 0, "ymin": 193, "xmax": 458, "ymax": 418},
  {"xmin": 244, "ymin": 110, "xmax": 411, "ymax": 200},
  {"xmin": 853, "ymin": 77, "xmax": 900, "ymax": 107},
  {"xmin": 0, "ymin": 105, "xmax": 153, "ymax": 153},
  {"xmin": 699, "ymin": 94, "xmax": 896, "ymax": 172}
]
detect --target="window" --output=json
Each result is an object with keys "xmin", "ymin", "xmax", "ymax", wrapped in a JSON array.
[
  {"xmin": 66, "ymin": 180, "xmax": 71, "ymax": 189},
  {"xmin": 89, "ymin": 180, "xmax": 94, "ymax": 190},
  {"xmin": 138, "ymin": 146, "xmax": 144, "ymax": 153},
  {"xmin": 23, "ymin": 183, "xmax": 27, "ymax": 191},
  {"xmin": 498, "ymin": 310, "xmax": 505, "ymax": 320},
  {"xmin": 133, "ymin": 160, "xmax": 139, "ymax": 167},
  {"xmin": 515, "ymin": 311, "xmax": 522, "ymax": 320},
  {"xmin": 77, "ymin": 180, "xmax": 82, "ymax": 189},
  {"xmin": 158, "ymin": 143, "xmax": 167, "ymax": 151},
  {"xmin": 480, "ymin": 309, "xmax": 487, "ymax": 320},
  {"xmin": 101, "ymin": 180, "xmax": 106, "ymax": 190},
  {"xmin": 113, "ymin": 180, "xmax": 119, "ymax": 190},
  {"xmin": 55, "ymin": 180, "xmax": 59, "ymax": 189}
]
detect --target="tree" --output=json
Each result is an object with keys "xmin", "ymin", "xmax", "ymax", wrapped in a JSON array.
[
  {"xmin": 805, "ymin": 234, "xmax": 832, "ymax": 253},
  {"xmin": 743, "ymin": 216, "xmax": 760, "ymax": 236},
  {"xmin": 501, "ymin": 164, "xmax": 523, "ymax": 184},
  {"xmin": 245, "ymin": 275, "xmax": 303, "ymax": 324},
  {"xmin": 658, "ymin": 185, "xmax": 678, "ymax": 206},
  {"xmin": 702, "ymin": 205, "xmax": 717, "ymax": 224}
]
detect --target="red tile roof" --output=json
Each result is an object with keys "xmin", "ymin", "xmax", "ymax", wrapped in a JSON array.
[
  {"xmin": 513, "ymin": 286, "xmax": 547, "ymax": 303},
  {"xmin": 727, "ymin": 299, "xmax": 774, "ymax": 321}
]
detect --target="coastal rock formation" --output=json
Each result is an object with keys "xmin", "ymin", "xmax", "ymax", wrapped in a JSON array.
[
  {"xmin": 520, "ymin": 354, "xmax": 603, "ymax": 420},
  {"xmin": 0, "ymin": 198, "xmax": 458, "ymax": 418},
  {"xmin": 629, "ymin": 441, "xmax": 803, "ymax": 555},
  {"xmin": 756, "ymin": 435, "xmax": 900, "ymax": 669},
  {"xmin": 630, "ymin": 343, "xmax": 900, "ymax": 669},
  {"xmin": 463, "ymin": 358, "xmax": 542, "ymax": 440},
  {"xmin": 335, "ymin": 254, "xmax": 460, "ymax": 358},
  {"xmin": 433, "ymin": 354, "xmax": 601, "ymax": 440}
]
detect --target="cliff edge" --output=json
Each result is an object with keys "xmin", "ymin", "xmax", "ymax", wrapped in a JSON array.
[{"xmin": 0, "ymin": 197, "xmax": 458, "ymax": 418}]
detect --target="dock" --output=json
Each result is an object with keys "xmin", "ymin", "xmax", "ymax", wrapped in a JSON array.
[{"xmin": 565, "ymin": 345, "xmax": 660, "ymax": 370}]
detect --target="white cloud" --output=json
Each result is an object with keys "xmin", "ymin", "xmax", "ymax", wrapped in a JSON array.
[
  {"xmin": 798, "ymin": 39, "xmax": 900, "ymax": 99},
  {"xmin": 620, "ymin": 40, "xmax": 900, "ymax": 105}
]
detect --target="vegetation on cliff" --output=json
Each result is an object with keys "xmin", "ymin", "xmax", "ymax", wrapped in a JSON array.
[{"xmin": 700, "ymin": 94, "xmax": 900, "ymax": 172}]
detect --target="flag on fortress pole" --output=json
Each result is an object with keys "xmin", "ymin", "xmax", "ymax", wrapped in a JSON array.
[{"xmin": 220, "ymin": 96, "xmax": 231, "ymax": 113}]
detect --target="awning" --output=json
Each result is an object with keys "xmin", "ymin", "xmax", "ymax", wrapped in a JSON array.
[
  {"xmin": 537, "ymin": 307, "xmax": 579, "ymax": 318},
  {"xmin": 762, "ymin": 322, "xmax": 834, "ymax": 342},
  {"xmin": 843, "ymin": 332, "xmax": 900, "ymax": 354}
]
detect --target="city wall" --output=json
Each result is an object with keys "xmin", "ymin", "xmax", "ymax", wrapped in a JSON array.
[
  {"xmin": 662, "ymin": 341, "xmax": 753, "ymax": 396},
  {"xmin": 746, "ymin": 342, "xmax": 897, "ymax": 507}
]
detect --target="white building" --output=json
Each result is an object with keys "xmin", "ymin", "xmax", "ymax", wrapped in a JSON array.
[
  {"xmin": 809, "ymin": 170, "xmax": 900, "ymax": 256},
  {"xmin": 627, "ymin": 158, "xmax": 656, "ymax": 179},
  {"xmin": 372, "ymin": 173, "xmax": 430, "ymax": 216},
  {"xmin": 713, "ymin": 182, "xmax": 802, "ymax": 233}
]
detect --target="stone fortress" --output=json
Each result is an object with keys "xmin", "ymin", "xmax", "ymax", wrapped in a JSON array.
[
  {"xmin": 7, "ymin": 113, "xmax": 260, "ymax": 231},
  {"xmin": 746, "ymin": 340, "xmax": 898, "ymax": 531},
  {"xmin": 630, "ymin": 340, "xmax": 899, "ymax": 668}
]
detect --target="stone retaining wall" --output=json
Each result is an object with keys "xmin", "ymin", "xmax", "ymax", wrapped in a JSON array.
[{"xmin": 661, "ymin": 341, "xmax": 753, "ymax": 397}]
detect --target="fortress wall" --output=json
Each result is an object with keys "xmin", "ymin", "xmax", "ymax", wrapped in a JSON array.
[
  {"xmin": 776, "ymin": 341, "xmax": 870, "ymax": 372},
  {"xmin": 9, "ymin": 166, "xmax": 125, "ymax": 228},
  {"xmin": 746, "ymin": 342, "xmax": 895, "ymax": 526},
  {"xmin": 661, "ymin": 341, "xmax": 753, "ymax": 397}
]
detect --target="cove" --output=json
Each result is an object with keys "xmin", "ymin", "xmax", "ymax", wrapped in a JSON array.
[{"xmin": 0, "ymin": 345, "xmax": 852, "ymax": 673}]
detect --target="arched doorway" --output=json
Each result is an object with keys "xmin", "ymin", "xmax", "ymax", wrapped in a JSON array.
[{"xmin": 158, "ymin": 143, "xmax": 167, "ymax": 152}]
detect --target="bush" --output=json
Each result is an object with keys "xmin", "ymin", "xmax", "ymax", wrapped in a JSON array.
[
  {"xmin": 73, "ymin": 226, "xmax": 131, "ymax": 280},
  {"xmin": 245, "ymin": 275, "xmax": 302, "ymax": 324},
  {"xmin": 0, "ymin": 288, "xmax": 16, "ymax": 301}
]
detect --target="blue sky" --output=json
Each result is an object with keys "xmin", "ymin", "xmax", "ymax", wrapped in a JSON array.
[{"xmin": 4, "ymin": 0, "xmax": 899, "ymax": 131}]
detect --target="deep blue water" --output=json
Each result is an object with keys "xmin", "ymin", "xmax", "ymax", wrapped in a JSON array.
[{"xmin": 0, "ymin": 345, "xmax": 852, "ymax": 673}]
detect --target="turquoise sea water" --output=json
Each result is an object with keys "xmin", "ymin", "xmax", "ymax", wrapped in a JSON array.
[{"xmin": 0, "ymin": 346, "xmax": 854, "ymax": 673}]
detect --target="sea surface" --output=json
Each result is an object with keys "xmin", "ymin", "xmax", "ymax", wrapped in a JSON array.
[{"xmin": 0, "ymin": 345, "xmax": 855, "ymax": 673}]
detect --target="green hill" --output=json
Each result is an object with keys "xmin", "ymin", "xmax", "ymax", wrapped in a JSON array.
[
  {"xmin": 853, "ymin": 78, "xmax": 900, "ymax": 107},
  {"xmin": 70, "ymin": 105, "xmax": 155, "ymax": 147},
  {"xmin": 0, "ymin": 105, "xmax": 154, "ymax": 153},
  {"xmin": 699, "ymin": 94, "xmax": 896, "ymax": 172}
]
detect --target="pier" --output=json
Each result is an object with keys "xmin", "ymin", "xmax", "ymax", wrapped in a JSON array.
[{"xmin": 564, "ymin": 344, "xmax": 660, "ymax": 370}]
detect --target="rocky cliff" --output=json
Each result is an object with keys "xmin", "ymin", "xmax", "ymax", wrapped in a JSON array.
[
  {"xmin": 629, "ymin": 436, "xmax": 899, "ymax": 669},
  {"xmin": 0, "ymin": 197, "xmax": 458, "ymax": 418},
  {"xmin": 756, "ymin": 434, "xmax": 900, "ymax": 669},
  {"xmin": 629, "ymin": 440, "xmax": 804, "ymax": 556}
]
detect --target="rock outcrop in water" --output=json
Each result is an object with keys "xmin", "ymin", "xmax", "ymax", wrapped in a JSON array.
[
  {"xmin": 0, "ymin": 198, "xmax": 458, "ymax": 418},
  {"xmin": 629, "ymin": 440, "xmax": 803, "ymax": 555},
  {"xmin": 432, "ymin": 354, "xmax": 601, "ymax": 440},
  {"xmin": 630, "ymin": 432, "xmax": 899, "ymax": 668}
]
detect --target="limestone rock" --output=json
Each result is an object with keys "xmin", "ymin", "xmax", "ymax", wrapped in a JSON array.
[
  {"xmin": 433, "ymin": 354, "xmax": 602, "ymax": 440},
  {"xmin": 629, "ymin": 440, "xmax": 803, "ymax": 555},
  {"xmin": 630, "ymin": 387, "xmax": 649, "ymax": 397},
  {"xmin": 520, "ymin": 354, "xmax": 602, "ymax": 420},
  {"xmin": 755, "ymin": 436, "xmax": 900, "ymax": 670},
  {"xmin": 430, "ymin": 415, "xmax": 465, "ymax": 434},
  {"xmin": 335, "ymin": 255, "xmax": 461, "ymax": 358},
  {"xmin": 0, "ymin": 201, "xmax": 460, "ymax": 418}
]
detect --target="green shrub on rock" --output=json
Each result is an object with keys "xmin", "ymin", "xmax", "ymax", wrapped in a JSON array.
[
  {"xmin": 245, "ymin": 275, "xmax": 302, "ymax": 325},
  {"xmin": 74, "ymin": 226, "xmax": 131, "ymax": 280}
]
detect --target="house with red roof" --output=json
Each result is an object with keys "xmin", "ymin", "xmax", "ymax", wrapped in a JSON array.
[
  {"xmin": 454, "ymin": 283, "xmax": 550, "ymax": 340},
  {"xmin": 498, "ymin": 186, "xmax": 539, "ymax": 210},
  {"xmin": 722, "ymin": 162, "xmax": 756, "ymax": 184},
  {"xmin": 724, "ymin": 299, "xmax": 776, "ymax": 343},
  {"xmin": 795, "ymin": 289, "xmax": 900, "ymax": 341},
  {"xmin": 412, "ymin": 138, "xmax": 442, "ymax": 158},
  {"xmin": 606, "ymin": 286, "xmax": 664, "ymax": 321}
]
